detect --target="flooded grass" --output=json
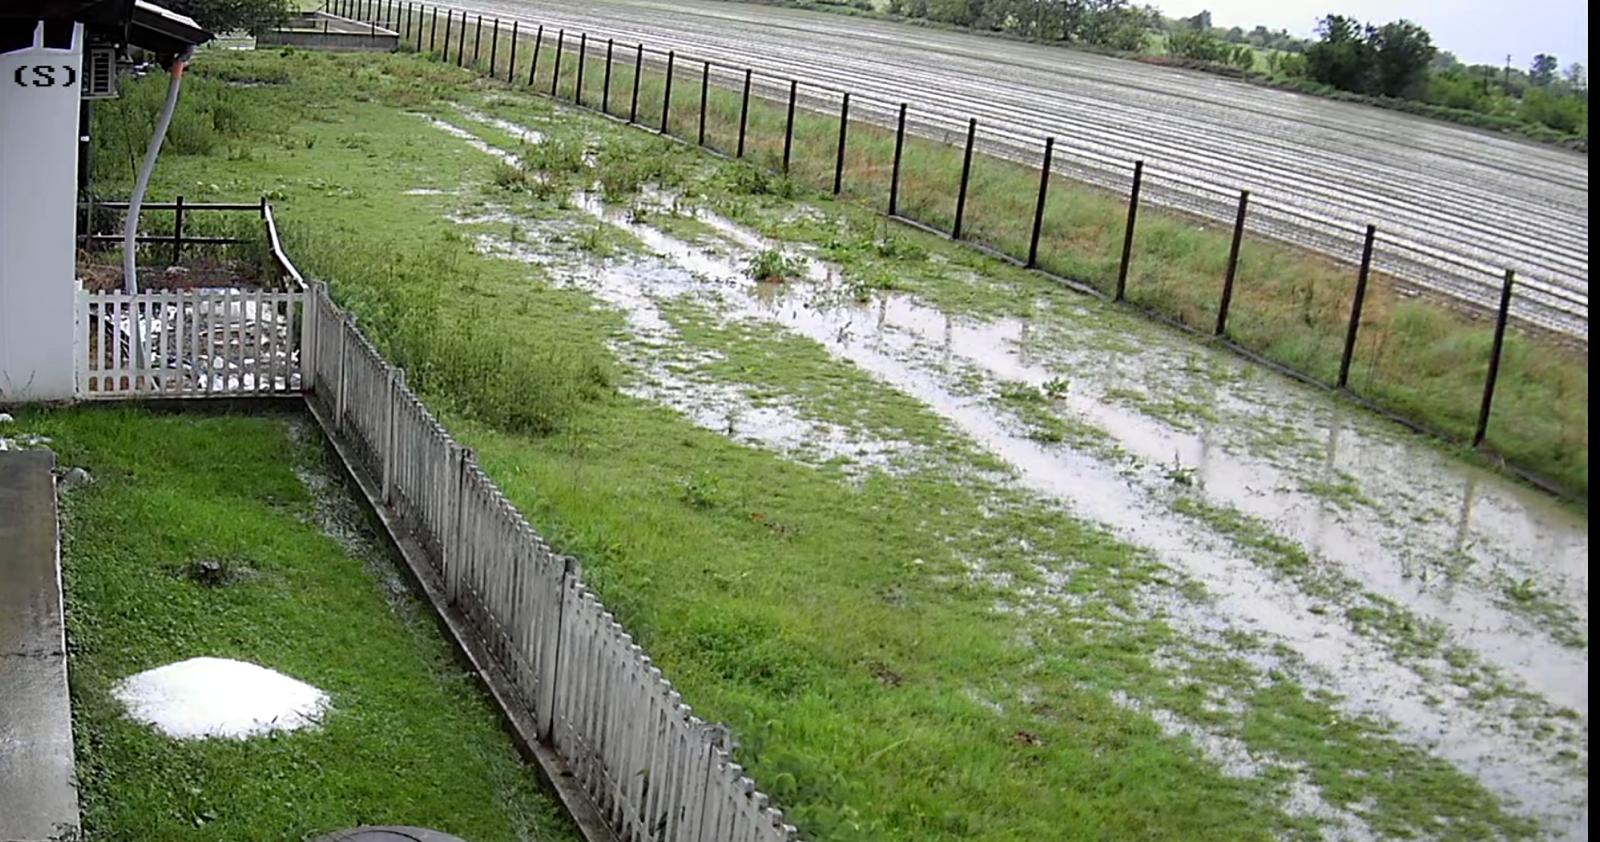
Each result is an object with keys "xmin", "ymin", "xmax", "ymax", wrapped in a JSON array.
[
  {"xmin": 90, "ymin": 49, "xmax": 1587, "ymax": 840},
  {"xmin": 482, "ymin": 33, "xmax": 1590, "ymax": 496}
]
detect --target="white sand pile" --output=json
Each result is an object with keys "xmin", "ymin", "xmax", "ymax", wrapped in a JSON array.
[{"xmin": 112, "ymin": 657, "xmax": 330, "ymax": 740}]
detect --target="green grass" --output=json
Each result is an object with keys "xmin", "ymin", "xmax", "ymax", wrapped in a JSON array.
[
  {"xmin": 378, "ymin": 13, "xmax": 1591, "ymax": 495},
  {"xmin": 79, "ymin": 47, "xmax": 1550, "ymax": 840},
  {"xmin": 12, "ymin": 406, "xmax": 576, "ymax": 841}
]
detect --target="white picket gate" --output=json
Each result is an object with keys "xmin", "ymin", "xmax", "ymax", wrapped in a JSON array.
[{"xmin": 76, "ymin": 287, "xmax": 306, "ymax": 398}]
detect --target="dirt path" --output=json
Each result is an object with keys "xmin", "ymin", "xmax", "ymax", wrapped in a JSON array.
[{"xmin": 418, "ymin": 0, "xmax": 1589, "ymax": 337}]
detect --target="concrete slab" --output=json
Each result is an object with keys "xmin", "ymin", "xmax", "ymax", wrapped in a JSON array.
[{"xmin": 0, "ymin": 450, "xmax": 79, "ymax": 842}]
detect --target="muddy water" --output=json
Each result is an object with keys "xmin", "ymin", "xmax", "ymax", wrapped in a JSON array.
[{"xmin": 430, "ymin": 115, "xmax": 1588, "ymax": 835}]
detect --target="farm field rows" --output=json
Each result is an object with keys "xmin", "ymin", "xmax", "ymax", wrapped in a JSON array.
[
  {"xmin": 399, "ymin": 0, "xmax": 1590, "ymax": 335},
  {"xmin": 94, "ymin": 50, "xmax": 1588, "ymax": 840}
]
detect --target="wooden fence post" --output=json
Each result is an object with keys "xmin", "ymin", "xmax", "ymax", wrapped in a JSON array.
[
  {"xmin": 888, "ymin": 102, "xmax": 907, "ymax": 215},
  {"xmin": 833, "ymin": 92, "xmax": 849, "ymax": 196},
  {"xmin": 1473, "ymin": 270, "xmax": 1516, "ymax": 447},
  {"xmin": 1215, "ymin": 190, "xmax": 1250, "ymax": 336},
  {"xmin": 382, "ymin": 366, "xmax": 403, "ymax": 505},
  {"xmin": 488, "ymin": 18, "xmax": 499, "ymax": 76},
  {"xmin": 506, "ymin": 21, "xmax": 517, "ymax": 83},
  {"xmin": 335, "ymin": 313, "xmax": 352, "ymax": 433},
  {"xmin": 660, "ymin": 50, "xmax": 675, "ymax": 133},
  {"xmin": 603, "ymin": 39, "xmax": 614, "ymax": 113},
  {"xmin": 1115, "ymin": 160, "xmax": 1143, "ymax": 301},
  {"xmin": 529, "ymin": 25, "xmax": 541, "ymax": 86},
  {"xmin": 471, "ymin": 14, "xmax": 482, "ymax": 69},
  {"xmin": 551, "ymin": 30, "xmax": 563, "ymax": 97},
  {"xmin": 171, "ymin": 195, "xmax": 185, "ymax": 264},
  {"xmin": 736, "ymin": 68, "xmax": 751, "ymax": 157},
  {"xmin": 1026, "ymin": 137, "xmax": 1054, "ymax": 269},
  {"xmin": 455, "ymin": 12, "xmax": 466, "ymax": 66},
  {"xmin": 300, "ymin": 282, "xmax": 318, "ymax": 393},
  {"xmin": 952, "ymin": 117, "xmax": 976, "ymax": 239},
  {"xmin": 698, "ymin": 60, "xmax": 709, "ymax": 145},
  {"xmin": 782, "ymin": 79, "xmax": 797, "ymax": 173},
  {"xmin": 576, "ymin": 32, "xmax": 587, "ymax": 106},
  {"xmin": 629, "ymin": 44, "xmax": 643, "ymax": 122},
  {"xmin": 445, "ymin": 445, "xmax": 469, "ymax": 604},
  {"xmin": 1338, "ymin": 224, "xmax": 1377, "ymax": 389}
]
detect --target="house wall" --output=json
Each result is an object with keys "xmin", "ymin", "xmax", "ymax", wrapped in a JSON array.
[{"xmin": 0, "ymin": 20, "xmax": 82, "ymax": 402}]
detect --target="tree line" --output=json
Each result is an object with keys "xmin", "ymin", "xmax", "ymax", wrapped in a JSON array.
[{"xmin": 1154, "ymin": 10, "xmax": 1587, "ymax": 138}]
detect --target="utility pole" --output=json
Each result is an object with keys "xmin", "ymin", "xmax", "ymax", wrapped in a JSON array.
[{"xmin": 1504, "ymin": 53, "xmax": 1512, "ymax": 92}]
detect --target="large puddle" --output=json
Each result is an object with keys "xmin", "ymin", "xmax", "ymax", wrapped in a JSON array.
[{"xmin": 428, "ymin": 111, "xmax": 1589, "ymax": 836}]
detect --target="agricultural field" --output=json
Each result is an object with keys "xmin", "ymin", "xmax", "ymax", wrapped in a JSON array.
[
  {"xmin": 90, "ymin": 48, "xmax": 1588, "ymax": 839},
  {"xmin": 414, "ymin": 0, "xmax": 1588, "ymax": 336}
]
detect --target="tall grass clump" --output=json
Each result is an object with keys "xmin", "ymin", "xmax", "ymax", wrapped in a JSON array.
[{"xmin": 291, "ymin": 230, "xmax": 612, "ymax": 436}]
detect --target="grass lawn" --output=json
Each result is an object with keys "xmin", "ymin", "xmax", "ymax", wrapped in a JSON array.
[
  {"xmin": 75, "ymin": 48, "xmax": 1561, "ymax": 840},
  {"xmin": 13, "ymin": 406, "xmax": 577, "ymax": 841}
]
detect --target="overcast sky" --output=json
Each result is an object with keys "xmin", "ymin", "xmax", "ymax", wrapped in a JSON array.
[{"xmin": 1158, "ymin": 0, "xmax": 1588, "ymax": 70}]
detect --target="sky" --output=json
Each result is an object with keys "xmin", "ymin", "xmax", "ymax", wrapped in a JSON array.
[{"xmin": 1157, "ymin": 0, "xmax": 1588, "ymax": 70}]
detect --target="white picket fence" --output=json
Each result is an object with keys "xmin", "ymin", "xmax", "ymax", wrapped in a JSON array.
[
  {"xmin": 303, "ymin": 282, "xmax": 799, "ymax": 842},
  {"xmin": 76, "ymin": 287, "xmax": 307, "ymax": 398}
]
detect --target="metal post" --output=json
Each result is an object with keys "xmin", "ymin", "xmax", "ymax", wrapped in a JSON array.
[
  {"xmin": 440, "ymin": 9, "xmax": 449, "ymax": 62},
  {"xmin": 1115, "ymin": 160, "xmax": 1145, "ymax": 301},
  {"xmin": 471, "ymin": 15, "xmax": 482, "ymax": 69},
  {"xmin": 629, "ymin": 44, "xmax": 642, "ymax": 122},
  {"xmin": 952, "ymin": 117, "xmax": 976, "ymax": 239},
  {"xmin": 1026, "ymin": 137, "xmax": 1054, "ymax": 268},
  {"xmin": 888, "ymin": 102, "xmax": 907, "ymax": 215},
  {"xmin": 603, "ymin": 39, "xmax": 614, "ymax": 113},
  {"xmin": 1473, "ymin": 270, "xmax": 1516, "ymax": 447},
  {"xmin": 660, "ymin": 50, "xmax": 675, "ymax": 133},
  {"xmin": 576, "ymin": 33, "xmax": 587, "ymax": 106},
  {"xmin": 455, "ymin": 11, "xmax": 466, "ymax": 66},
  {"xmin": 780, "ymin": 79, "xmax": 799, "ymax": 173},
  {"xmin": 428, "ymin": 7, "xmax": 438, "ymax": 54},
  {"xmin": 529, "ymin": 25, "xmax": 542, "ymax": 86},
  {"xmin": 833, "ymin": 92, "xmax": 849, "ymax": 196},
  {"xmin": 507, "ymin": 21, "xmax": 517, "ymax": 83},
  {"xmin": 489, "ymin": 18, "xmax": 498, "ymax": 75},
  {"xmin": 698, "ymin": 61, "xmax": 710, "ymax": 145},
  {"xmin": 736, "ymin": 68, "xmax": 751, "ymax": 158},
  {"xmin": 1338, "ymin": 224, "xmax": 1377, "ymax": 388},
  {"xmin": 400, "ymin": 1, "xmax": 409, "ymax": 42},
  {"xmin": 551, "ymin": 30, "xmax": 564, "ymax": 96},
  {"xmin": 1215, "ymin": 189, "xmax": 1250, "ymax": 336},
  {"xmin": 172, "ymin": 195, "xmax": 184, "ymax": 264}
]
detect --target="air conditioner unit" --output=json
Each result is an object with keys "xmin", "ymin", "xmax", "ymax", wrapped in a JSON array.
[{"xmin": 81, "ymin": 44, "xmax": 117, "ymax": 99}]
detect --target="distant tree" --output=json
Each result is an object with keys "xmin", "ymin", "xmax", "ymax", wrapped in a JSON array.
[
  {"xmin": 1431, "ymin": 50, "xmax": 1461, "ymax": 71},
  {"xmin": 1530, "ymin": 54, "xmax": 1559, "ymax": 86},
  {"xmin": 163, "ymin": 0, "xmax": 289, "ymax": 35},
  {"xmin": 1562, "ymin": 62, "xmax": 1586, "ymax": 89},
  {"xmin": 1521, "ymin": 85, "xmax": 1587, "ymax": 132},
  {"xmin": 1368, "ymin": 20, "xmax": 1436, "ymax": 97},
  {"xmin": 1182, "ymin": 9, "xmax": 1211, "ymax": 30},
  {"xmin": 1305, "ymin": 14, "xmax": 1375, "ymax": 92}
]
